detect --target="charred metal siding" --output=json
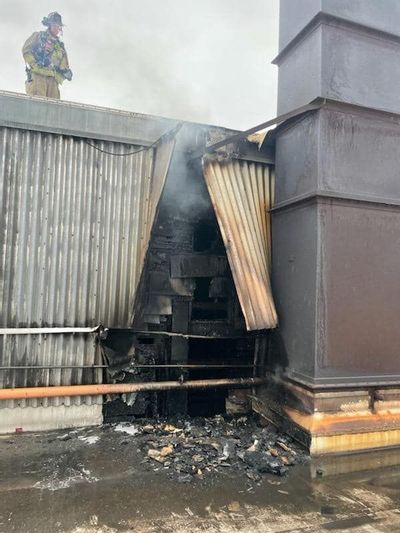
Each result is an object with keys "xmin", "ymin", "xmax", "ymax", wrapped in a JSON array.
[
  {"xmin": 0, "ymin": 125, "xmax": 175, "ymax": 408},
  {"xmin": 203, "ymin": 158, "xmax": 277, "ymax": 331}
]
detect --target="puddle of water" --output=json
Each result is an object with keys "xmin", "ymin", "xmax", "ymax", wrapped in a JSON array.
[{"xmin": 312, "ymin": 447, "xmax": 400, "ymax": 478}]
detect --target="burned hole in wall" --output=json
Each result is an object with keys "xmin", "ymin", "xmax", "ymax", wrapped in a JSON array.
[
  {"xmin": 193, "ymin": 218, "xmax": 225, "ymax": 254},
  {"xmin": 187, "ymin": 338, "xmax": 254, "ymax": 417},
  {"xmin": 101, "ymin": 330, "xmax": 161, "ymax": 422},
  {"xmin": 191, "ymin": 219, "xmax": 232, "ymax": 320},
  {"xmin": 193, "ymin": 220, "xmax": 216, "ymax": 252},
  {"xmin": 191, "ymin": 277, "xmax": 228, "ymax": 320},
  {"xmin": 136, "ymin": 336, "xmax": 155, "ymax": 345}
]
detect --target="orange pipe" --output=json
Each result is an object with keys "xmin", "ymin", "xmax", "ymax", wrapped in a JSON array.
[{"xmin": 0, "ymin": 377, "xmax": 267, "ymax": 401}]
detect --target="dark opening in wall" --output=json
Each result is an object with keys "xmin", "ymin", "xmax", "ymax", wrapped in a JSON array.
[
  {"xmin": 192, "ymin": 278, "xmax": 228, "ymax": 320},
  {"xmin": 101, "ymin": 331, "xmax": 159, "ymax": 422},
  {"xmin": 193, "ymin": 277, "xmax": 212, "ymax": 301},
  {"xmin": 137, "ymin": 336, "xmax": 155, "ymax": 345},
  {"xmin": 187, "ymin": 338, "xmax": 252, "ymax": 417},
  {"xmin": 193, "ymin": 220, "xmax": 217, "ymax": 252}
]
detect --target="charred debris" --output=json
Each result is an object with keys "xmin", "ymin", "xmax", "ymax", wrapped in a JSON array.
[
  {"xmin": 100, "ymin": 123, "xmax": 275, "ymax": 421},
  {"xmin": 111, "ymin": 415, "xmax": 304, "ymax": 482}
]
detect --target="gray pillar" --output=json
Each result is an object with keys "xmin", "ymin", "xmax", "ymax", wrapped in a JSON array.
[
  {"xmin": 273, "ymin": 1, "xmax": 400, "ymax": 388},
  {"xmin": 277, "ymin": 0, "xmax": 400, "ymax": 115}
]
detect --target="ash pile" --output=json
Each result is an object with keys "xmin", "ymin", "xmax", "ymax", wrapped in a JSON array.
[{"xmin": 116, "ymin": 415, "xmax": 305, "ymax": 483}]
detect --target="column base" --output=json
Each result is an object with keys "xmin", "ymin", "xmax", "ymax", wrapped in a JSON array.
[{"xmin": 253, "ymin": 380, "xmax": 400, "ymax": 456}]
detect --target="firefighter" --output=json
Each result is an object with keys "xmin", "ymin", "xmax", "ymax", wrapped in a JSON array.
[{"xmin": 22, "ymin": 12, "xmax": 73, "ymax": 99}]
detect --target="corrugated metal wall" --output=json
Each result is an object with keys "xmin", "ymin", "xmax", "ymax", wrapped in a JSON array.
[
  {"xmin": 203, "ymin": 157, "xmax": 277, "ymax": 331},
  {"xmin": 0, "ymin": 126, "xmax": 175, "ymax": 408}
]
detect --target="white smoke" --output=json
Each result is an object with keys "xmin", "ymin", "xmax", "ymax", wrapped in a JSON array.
[{"xmin": 0, "ymin": 0, "xmax": 278, "ymax": 129}]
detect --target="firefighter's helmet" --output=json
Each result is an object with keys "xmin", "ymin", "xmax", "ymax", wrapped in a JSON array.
[{"xmin": 42, "ymin": 12, "xmax": 64, "ymax": 27}]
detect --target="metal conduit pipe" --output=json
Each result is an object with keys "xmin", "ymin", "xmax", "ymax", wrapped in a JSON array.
[
  {"xmin": 0, "ymin": 377, "xmax": 267, "ymax": 401},
  {"xmin": 0, "ymin": 364, "xmax": 266, "ymax": 370}
]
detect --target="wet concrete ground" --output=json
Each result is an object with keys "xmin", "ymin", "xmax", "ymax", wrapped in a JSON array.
[{"xmin": 1, "ymin": 423, "xmax": 400, "ymax": 532}]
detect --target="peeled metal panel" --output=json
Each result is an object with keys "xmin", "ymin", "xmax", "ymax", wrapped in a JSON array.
[
  {"xmin": 0, "ymin": 126, "xmax": 175, "ymax": 408},
  {"xmin": 203, "ymin": 158, "xmax": 277, "ymax": 331},
  {"xmin": 133, "ymin": 136, "xmax": 176, "ymax": 293}
]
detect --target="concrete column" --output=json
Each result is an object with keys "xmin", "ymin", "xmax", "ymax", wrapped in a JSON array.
[{"xmin": 269, "ymin": 0, "xmax": 400, "ymax": 454}]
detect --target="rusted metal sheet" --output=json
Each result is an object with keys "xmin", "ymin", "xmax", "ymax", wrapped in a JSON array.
[
  {"xmin": 285, "ymin": 406, "xmax": 400, "ymax": 455},
  {"xmin": 202, "ymin": 157, "xmax": 277, "ymax": 330},
  {"xmin": 0, "ymin": 125, "xmax": 175, "ymax": 409}
]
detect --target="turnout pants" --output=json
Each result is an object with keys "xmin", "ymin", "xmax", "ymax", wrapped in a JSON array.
[{"xmin": 25, "ymin": 73, "xmax": 60, "ymax": 99}]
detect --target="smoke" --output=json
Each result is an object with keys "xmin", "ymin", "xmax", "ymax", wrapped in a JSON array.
[
  {"xmin": 161, "ymin": 125, "xmax": 214, "ymax": 220},
  {"xmin": 0, "ymin": 0, "xmax": 278, "ymax": 129}
]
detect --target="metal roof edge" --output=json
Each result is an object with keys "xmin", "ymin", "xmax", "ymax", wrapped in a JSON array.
[
  {"xmin": 0, "ymin": 90, "xmax": 239, "ymax": 146},
  {"xmin": 0, "ymin": 90, "xmax": 177, "ymax": 145}
]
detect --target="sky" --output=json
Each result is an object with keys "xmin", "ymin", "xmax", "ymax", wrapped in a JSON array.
[{"xmin": 1, "ymin": 0, "xmax": 279, "ymax": 130}]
